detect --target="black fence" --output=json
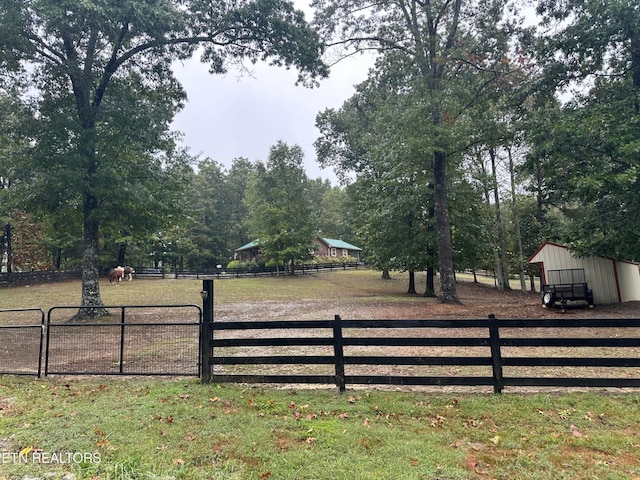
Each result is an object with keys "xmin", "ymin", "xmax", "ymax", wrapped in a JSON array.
[
  {"xmin": 0, "ymin": 263, "xmax": 363, "ymax": 287},
  {"xmin": 202, "ymin": 314, "xmax": 640, "ymax": 393},
  {"xmin": 5, "ymin": 290, "xmax": 640, "ymax": 393},
  {"xmin": 0, "ymin": 305, "xmax": 201, "ymax": 377},
  {"xmin": 174, "ymin": 262, "xmax": 363, "ymax": 279},
  {"xmin": 0, "ymin": 308, "xmax": 45, "ymax": 376}
]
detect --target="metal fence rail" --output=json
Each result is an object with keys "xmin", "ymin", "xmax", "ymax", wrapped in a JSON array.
[
  {"xmin": 44, "ymin": 305, "xmax": 202, "ymax": 376},
  {"xmin": 0, "ymin": 308, "xmax": 45, "ymax": 376},
  {"xmin": 202, "ymin": 314, "xmax": 640, "ymax": 393}
]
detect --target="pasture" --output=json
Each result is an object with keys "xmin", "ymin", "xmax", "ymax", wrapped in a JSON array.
[{"xmin": 1, "ymin": 270, "xmax": 640, "ymax": 479}]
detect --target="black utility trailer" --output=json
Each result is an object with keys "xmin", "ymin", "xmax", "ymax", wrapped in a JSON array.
[{"xmin": 541, "ymin": 268, "xmax": 594, "ymax": 309}]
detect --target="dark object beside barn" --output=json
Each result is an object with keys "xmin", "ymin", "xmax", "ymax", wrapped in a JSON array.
[{"xmin": 541, "ymin": 268, "xmax": 594, "ymax": 309}]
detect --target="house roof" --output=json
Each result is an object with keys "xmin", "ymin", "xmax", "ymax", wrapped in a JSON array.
[
  {"xmin": 235, "ymin": 240, "xmax": 259, "ymax": 252},
  {"xmin": 319, "ymin": 238, "xmax": 362, "ymax": 251},
  {"xmin": 237, "ymin": 238, "xmax": 363, "ymax": 252}
]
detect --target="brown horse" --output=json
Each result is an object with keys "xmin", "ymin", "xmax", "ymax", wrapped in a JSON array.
[{"xmin": 108, "ymin": 266, "xmax": 125, "ymax": 285}]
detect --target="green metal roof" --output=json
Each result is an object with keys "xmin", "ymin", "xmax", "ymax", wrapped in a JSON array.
[
  {"xmin": 237, "ymin": 238, "xmax": 362, "ymax": 252},
  {"xmin": 320, "ymin": 238, "xmax": 362, "ymax": 251},
  {"xmin": 235, "ymin": 240, "xmax": 259, "ymax": 251}
]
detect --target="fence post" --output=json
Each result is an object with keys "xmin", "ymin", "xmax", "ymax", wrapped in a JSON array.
[
  {"xmin": 333, "ymin": 315, "xmax": 346, "ymax": 392},
  {"xmin": 488, "ymin": 314, "xmax": 504, "ymax": 394},
  {"xmin": 200, "ymin": 279, "xmax": 214, "ymax": 383},
  {"xmin": 119, "ymin": 307, "xmax": 126, "ymax": 374}
]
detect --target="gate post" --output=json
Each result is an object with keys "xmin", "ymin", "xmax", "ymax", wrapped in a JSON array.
[
  {"xmin": 333, "ymin": 315, "xmax": 346, "ymax": 392},
  {"xmin": 200, "ymin": 279, "xmax": 214, "ymax": 383},
  {"xmin": 488, "ymin": 314, "xmax": 504, "ymax": 394}
]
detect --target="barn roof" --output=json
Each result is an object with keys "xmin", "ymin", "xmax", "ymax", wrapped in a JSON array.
[{"xmin": 528, "ymin": 241, "xmax": 639, "ymax": 265}]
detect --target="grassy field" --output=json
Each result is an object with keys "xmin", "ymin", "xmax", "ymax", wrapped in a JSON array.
[
  {"xmin": 1, "ymin": 377, "xmax": 640, "ymax": 480},
  {"xmin": 0, "ymin": 270, "xmax": 408, "ymax": 311},
  {"xmin": 1, "ymin": 271, "xmax": 640, "ymax": 479}
]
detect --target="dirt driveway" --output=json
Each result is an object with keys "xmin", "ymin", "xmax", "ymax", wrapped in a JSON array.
[{"xmin": 214, "ymin": 278, "xmax": 640, "ymax": 321}]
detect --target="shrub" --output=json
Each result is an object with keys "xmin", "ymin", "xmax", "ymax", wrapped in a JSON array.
[
  {"xmin": 226, "ymin": 260, "xmax": 242, "ymax": 269},
  {"xmin": 312, "ymin": 255, "xmax": 357, "ymax": 265},
  {"xmin": 265, "ymin": 258, "xmax": 285, "ymax": 267}
]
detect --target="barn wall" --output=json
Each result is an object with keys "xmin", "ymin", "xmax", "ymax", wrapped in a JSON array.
[
  {"xmin": 580, "ymin": 255, "xmax": 618, "ymax": 305},
  {"xmin": 616, "ymin": 262, "xmax": 640, "ymax": 302},
  {"xmin": 528, "ymin": 243, "xmax": 639, "ymax": 304}
]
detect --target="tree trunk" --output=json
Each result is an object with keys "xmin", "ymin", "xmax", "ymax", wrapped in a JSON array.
[
  {"xmin": 423, "ymin": 265, "xmax": 436, "ymax": 297},
  {"xmin": 407, "ymin": 270, "xmax": 416, "ymax": 294},
  {"xmin": 381, "ymin": 270, "xmax": 391, "ymax": 280},
  {"xmin": 507, "ymin": 147, "xmax": 527, "ymax": 292},
  {"xmin": 117, "ymin": 241, "xmax": 127, "ymax": 266},
  {"xmin": 72, "ymin": 192, "xmax": 109, "ymax": 321},
  {"xmin": 71, "ymin": 78, "xmax": 109, "ymax": 318},
  {"xmin": 433, "ymin": 150, "xmax": 459, "ymax": 303},
  {"xmin": 4, "ymin": 223, "xmax": 12, "ymax": 273},
  {"xmin": 489, "ymin": 147, "xmax": 511, "ymax": 291},
  {"xmin": 55, "ymin": 248, "xmax": 61, "ymax": 270}
]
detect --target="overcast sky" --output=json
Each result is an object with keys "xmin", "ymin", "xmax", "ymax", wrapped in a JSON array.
[{"xmin": 170, "ymin": 23, "xmax": 374, "ymax": 184}]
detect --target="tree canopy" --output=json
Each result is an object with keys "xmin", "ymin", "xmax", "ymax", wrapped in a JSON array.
[{"xmin": 243, "ymin": 141, "xmax": 317, "ymax": 274}]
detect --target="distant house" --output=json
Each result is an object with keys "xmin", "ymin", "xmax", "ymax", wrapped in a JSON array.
[
  {"xmin": 528, "ymin": 242, "xmax": 640, "ymax": 304},
  {"xmin": 313, "ymin": 237, "xmax": 362, "ymax": 260},
  {"xmin": 234, "ymin": 240, "xmax": 261, "ymax": 262},
  {"xmin": 234, "ymin": 237, "xmax": 362, "ymax": 262}
]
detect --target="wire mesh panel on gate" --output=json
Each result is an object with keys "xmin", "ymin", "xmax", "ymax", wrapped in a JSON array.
[
  {"xmin": 45, "ymin": 305, "xmax": 202, "ymax": 376},
  {"xmin": 0, "ymin": 309, "xmax": 44, "ymax": 376}
]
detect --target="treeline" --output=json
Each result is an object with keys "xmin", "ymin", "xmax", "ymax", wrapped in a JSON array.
[{"xmin": 0, "ymin": 145, "xmax": 355, "ymax": 273}]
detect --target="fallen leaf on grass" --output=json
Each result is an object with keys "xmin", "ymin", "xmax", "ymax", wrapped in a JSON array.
[{"xmin": 173, "ymin": 458, "xmax": 184, "ymax": 465}]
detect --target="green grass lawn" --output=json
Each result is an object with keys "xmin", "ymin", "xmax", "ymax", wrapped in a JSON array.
[{"xmin": 1, "ymin": 377, "xmax": 640, "ymax": 480}]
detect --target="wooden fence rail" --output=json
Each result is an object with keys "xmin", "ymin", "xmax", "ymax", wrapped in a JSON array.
[{"xmin": 202, "ymin": 315, "xmax": 640, "ymax": 393}]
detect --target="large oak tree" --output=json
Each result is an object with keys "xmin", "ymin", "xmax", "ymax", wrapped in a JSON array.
[{"xmin": 0, "ymin": 0, "xmax": 327, "ymax": 317}]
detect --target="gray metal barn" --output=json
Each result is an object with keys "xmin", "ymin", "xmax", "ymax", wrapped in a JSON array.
[{"xmin": 528, "ymin": 242, "xmax": 640, "ymax": 305}]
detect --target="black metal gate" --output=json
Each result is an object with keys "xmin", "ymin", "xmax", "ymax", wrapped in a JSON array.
[
  {"xmin": 0, "ymin": 308, "xmax": 45, "ymax": 376},
  {"xmin": 44, "ymin": 304, "xmax": 202, "ymax": 376},
  {"xmin": 43, "ymin": 304, "xmax": 202, "ymax": 376},
  {"xmin": 1, "ymin": 304, "xmax": 201, "ymax": 377}
]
